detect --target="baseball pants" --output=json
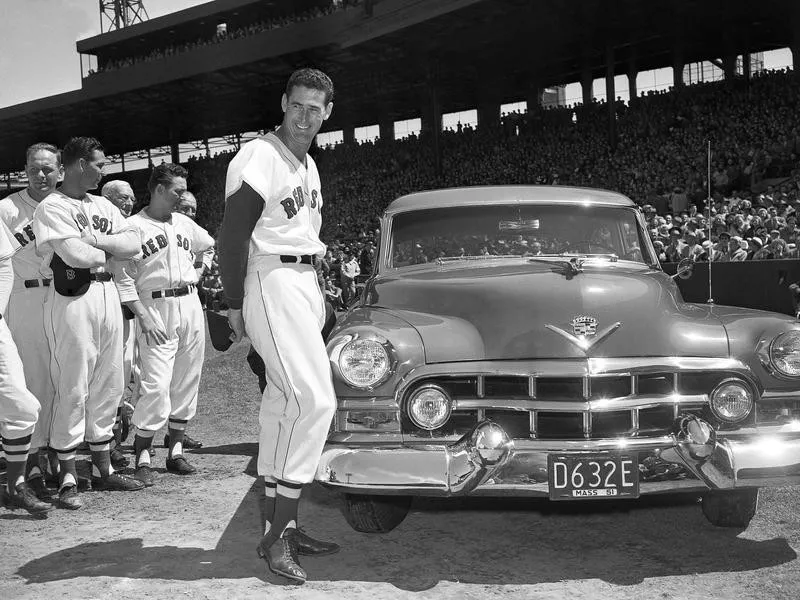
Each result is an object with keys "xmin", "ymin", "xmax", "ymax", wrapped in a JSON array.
[
  {"xmin": 0, "ymin": 317, "xmax": 40, "ymax": 440},
  {"xmin": 5, "ymin": 286, "xmax": 54, "ymax": 449},
  {"xmin": 45, "ymin": 281, "xmax": 124, "ymax": 451},
  {"xmin": 243, "ymin": 256, "xmax": 336, "ymax": 484},
  {"xmin": 132, "ymin": 293, "xmax": 205, "ymax": 432}
]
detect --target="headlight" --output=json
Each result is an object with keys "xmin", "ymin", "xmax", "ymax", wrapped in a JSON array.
[
  {"xmin": 709, "ymin": 379, "xmax": 754, "ymax": 423},
  {"xmin": 771, "ymin": 331, "xmax": 800, "ymax": 377},
  {"xmin": 407, "ymin": 385, "xmax": 452, "ymax": 430},
  {"xmin": 338, "ymin": 338, "xmax": 391, "ymax": 388}
]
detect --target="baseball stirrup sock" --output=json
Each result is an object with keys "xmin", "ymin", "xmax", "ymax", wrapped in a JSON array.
[
  {"xmin": 167, "ymin": 423, "xmax": 186, "ymax": 459},
  {"xmin": 89, "ymin": 441, "xmax": 113, "ymax": 478},
  {"xmin": 264, "ymin": 478, "xmax": 277, "ymax": 534},
  {"xmin": 133, "ymin": 434, "xmax": 154, "ymax": 466},
  {"xmin": 262, "ymin": 480, "xmax": 303, "ymax": 545},
  {"xmin": 56, "ymin": 452, "xmax": 78, "ymax": 490},
  {"xmin": 26, "ymin": 450, "xmax": 43, "ymax": 479},
  {"xmin": 2, "ymin": 435, "xmax": 31, "ymax": 490}
]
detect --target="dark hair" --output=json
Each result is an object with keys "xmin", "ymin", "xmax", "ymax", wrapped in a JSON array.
[
  {"xmin": 147, "ymin": 163, "xmax": 188, "ymax": 195},
  {"xmin": 61, "ymin": 137, "xmax": 104, "ymax": 167},
  {"xmin": 286, "ymin": 68, "xmax": 334, "ymax": 104},
  {"xmin": 25, "ymin": 142, "xmax": 60, "ymax": 165}
]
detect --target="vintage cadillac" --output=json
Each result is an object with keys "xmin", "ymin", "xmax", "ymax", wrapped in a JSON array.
[{"xmin": 316, "ymin": 186, "xmax": 800, "ymax": 533}]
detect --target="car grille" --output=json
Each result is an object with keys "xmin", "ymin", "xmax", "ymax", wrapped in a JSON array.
[{"xmin": 401, "ymin": 371, "xmax": 736, "ymax": 440}]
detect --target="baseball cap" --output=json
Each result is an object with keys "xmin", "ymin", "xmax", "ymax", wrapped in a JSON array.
[
  {"xmin": 750, "ymin": 237, "xmax": 763, "ymax": 248},
  {"xmin": 669, "ymin": 227, "xmax": 682, "ymax": 236},
  {"xmin": 718, "ymin": 231, "xmax": 731, "ymax": 239}
]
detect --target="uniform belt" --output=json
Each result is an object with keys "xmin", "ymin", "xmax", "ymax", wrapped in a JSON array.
[
  {"xmin": 23, "ymin": 278, "xmax": 51, "ymax": 288},
  {"xmin": 280, "ymin": 255, "xmax": 316, "ymax": 265},
  {"xmin": 151, "ymin": 284, "xmax": 195, "ymax": 299},
  {"xmin": 90, "ymin": 272, "xmax": 113, "ymax": 282}
]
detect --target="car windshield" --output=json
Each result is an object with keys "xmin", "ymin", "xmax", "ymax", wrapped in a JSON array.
[{"xmin": 388, "ymin": 203, "xmax": 655, "ymax": 268}]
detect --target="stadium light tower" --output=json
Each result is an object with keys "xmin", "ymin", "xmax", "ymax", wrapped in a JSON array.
[{"xmin": 99, "ymin": 0, "xmax": 149, "ymax": 33}]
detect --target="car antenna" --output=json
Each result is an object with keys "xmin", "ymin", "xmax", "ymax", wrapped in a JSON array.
[{"xmin": 706, "ymin": 139, "xmax": 714, "ymax": 304}]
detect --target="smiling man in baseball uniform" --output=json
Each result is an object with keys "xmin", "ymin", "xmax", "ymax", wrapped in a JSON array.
[
  {"xmin": 218, "ymin": 67, "xmax": 339, "ymax": 585},
  {"xmin": 0, "ymin": 143, "xmax": 62, "ymax": 501},
  {"xmin": 33, "ymin": 136, "xmax": 145, "ymax": 510},
  {"xmin": 112, "ymin": 164, "xmax": 214, "ymax": 487}
]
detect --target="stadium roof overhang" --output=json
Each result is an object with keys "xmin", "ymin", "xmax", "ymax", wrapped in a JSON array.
[{"xmin": 0, "ymin": 0, "xmax": 795, "ymax": 173}]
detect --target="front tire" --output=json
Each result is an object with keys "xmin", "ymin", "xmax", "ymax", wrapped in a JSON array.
[
  {"xmin": 701, "ymin": 488, "xmax": 759, "ymax": 528},
  {"xmin": 342, "ymin": 494, "xmax": 412, "ymax": 533}
]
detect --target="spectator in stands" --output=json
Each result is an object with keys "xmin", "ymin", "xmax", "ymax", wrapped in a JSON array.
[{"xmin": 340, "ymin": 251, "xmax": 360, "ymax": 306}]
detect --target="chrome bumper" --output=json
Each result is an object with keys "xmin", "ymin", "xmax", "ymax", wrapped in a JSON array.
[{"xmin": 315, "ymin": 418, "xmax": 800, "ymax": 496}]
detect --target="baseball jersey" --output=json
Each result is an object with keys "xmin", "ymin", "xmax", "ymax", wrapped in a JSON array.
[
  {"xmin": 32, "ymin": 191, "xmax": 131, "ymax": 277},
  {"xmin": 224, "ymin": 131, "xmax": 326, "ymax": 258},
  {"xmin": 0, "ymin": 189, "xmax": 48, "ymax": 285},
  {"xmin": 113, "ymin": 210, "xmax": 215, "ymax": 302},
  {"xmin": 0, "ymin": 218, "xmax": 20, "ymax": 263}
]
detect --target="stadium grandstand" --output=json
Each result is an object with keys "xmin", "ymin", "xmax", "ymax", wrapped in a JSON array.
[{"xmin": 1, "ymin": 0, "xmax": 800, "ymax": 300}]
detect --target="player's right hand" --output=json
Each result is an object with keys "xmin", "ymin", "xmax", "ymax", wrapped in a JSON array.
[
  {"xmin": 228, "ymin": 308, "xmax": 245, "ymax": 344},
  {"xmin": 140, "ymin": 307, "xmax": 168, "ymax": 346}
]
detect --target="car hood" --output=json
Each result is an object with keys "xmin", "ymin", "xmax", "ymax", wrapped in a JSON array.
[{"xmin": 365, "ymin": 262, "xmax": 730, "ymax": 362}]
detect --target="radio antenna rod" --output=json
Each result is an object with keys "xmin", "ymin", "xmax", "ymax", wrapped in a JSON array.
[{"xmin": 706, "ymin": 139, "xmax": 714, "ymax": 304}]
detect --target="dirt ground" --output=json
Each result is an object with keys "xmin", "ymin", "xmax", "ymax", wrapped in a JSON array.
[{"xmin": 2, "ymin": 337, "xmax": 800, "ymax": 600}]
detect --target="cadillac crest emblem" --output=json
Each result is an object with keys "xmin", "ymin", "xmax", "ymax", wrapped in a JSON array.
[{"xmin": 571, "ymin": 315, "xmax": 598, "ymax": 337}]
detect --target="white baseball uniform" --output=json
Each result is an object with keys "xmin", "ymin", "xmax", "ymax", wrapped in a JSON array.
[
  {"xmin": 32, "ymin": 191, "xmax": 128, "ymax": 453},
  {"xmin": 0, "ymin": 221, "xmax": 41, "ymax": 454},
  {"xmin": 224, "ymin": 132, "xmax": 335, "ymax": 484},
  {"xmin": 0, "ymin": 190, "xmax": 55, "ymax": 451},
  {"xmin": 112, "ymin": 210, "xmax": 214, "ymax": 434}
]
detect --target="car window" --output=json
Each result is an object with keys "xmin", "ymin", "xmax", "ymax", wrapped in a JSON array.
[{"xmin": 388, "ymin": 204, "xmax": 654, "ymax": 267}]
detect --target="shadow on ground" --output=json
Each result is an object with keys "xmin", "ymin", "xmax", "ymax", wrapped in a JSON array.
[{"xmin": 16, "ymin": 443, "xmax": 798, "ymax": 591}]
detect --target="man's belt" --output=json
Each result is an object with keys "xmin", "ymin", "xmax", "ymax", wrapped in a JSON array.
[
  {"xmin": 280, "ymin": 255, "xmax": 316, "ymax": 265},
  {"xmin": 152, "ymin": 284, "xmax": 195, "ymax": 299},
  {"xmin": 90, "ymin": 272, "xmax": 113, "ymax": 282},
  {"xmin": 23, "ymin": 278, "xmax": 51, "ymax": 288}
]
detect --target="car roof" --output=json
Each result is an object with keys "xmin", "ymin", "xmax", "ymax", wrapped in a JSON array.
[{"xmin": 384, "ymin": 186, "xmax": 636, "ymax": 216}]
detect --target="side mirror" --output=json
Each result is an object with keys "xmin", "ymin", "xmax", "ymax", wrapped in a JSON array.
[{"xmin": 673, "ymin": 258, "xmax": 694, "ymax": 281}]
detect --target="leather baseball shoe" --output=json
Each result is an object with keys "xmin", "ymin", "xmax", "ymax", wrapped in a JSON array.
[
  {"xmin": 27, "ymin": 476, "xmax": 53, "ymax": 502},
  {"xmin": 134, "ymin": 465, "xmax": 156, "ymax": 487},
  {"xmin": 291, "ymin": 528, "xmax": 340, "ymax": 556},
  {"xmin": 166, "ymin": 456, "xmax": 196, "ymax": 475},
  {"xmin": 110, "ymin": 448, "xmax": 130, "ymax": 469},
  {"xmin": 3, "ymin": 482, "xmax": 53, "ymax": 516},
  {"xmin": 58, "ymin": 485, "xmax": 82, "ymax": 510},
  {"xmin": 257, "ymin": 529, "xmax": 306, "ymax": 584},
  {"xmin": 163, "ymin": 433, "xmax": 203, "ymax": 449},
  {"xmin": 92, "ymin": 472, "xmax": 145, "ymax": 491}
]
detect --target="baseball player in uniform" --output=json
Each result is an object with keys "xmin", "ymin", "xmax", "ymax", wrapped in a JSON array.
[
  {"xmin": 33, "ymin": 137, "xmax": 145, "ymax": 510},
  {"xmin": 0, "ymin": 143, "xmax": 62, "ymax": 500},
  {"xmin": 112, "ymin": 164, "xmax": 214, "ymax": 487},
  {"xmin": 218, "ymin": 68, "xmax": 339, "ymax": 585},
  {"xmin": 0, "ymin": 217, "xmax": 52, "ymax": 516},
  {"xmin": 101, "ymin": 180, "xmax": 137, "ymax": 465}
]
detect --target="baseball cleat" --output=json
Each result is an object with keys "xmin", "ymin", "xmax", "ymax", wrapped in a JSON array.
[
  {"xmin": 163, "ymin": 433, "xmax": 203, "ymax": 449},
  {"xmin": 27, "ymin": 476, "xmax": 53, "ymax": 502},
  {"xmin": 110, "ymin": 448, "xmax": 130, "ymax": 469},
  {"xmin": 92, "ymin": 472, "xmax": 145, "ymax": 492},
  {"xmin": 257, "ymin": 530, "xmax": 306, "ymax": 585},
  {"xmin": 165, "ymin": 456, "xmax": 197, "ymax": 475},
  {"xmin": 134, "ymin": 465, "xmax": 156, "ymax": 487},
  {"xmin": 58, "ymin": 485, "xmax": 83, "ymax": 510},
  {"xmin": 291, "ymin": 528, "xmax": 340, "ymax": 556},
  {"xmin": 3, "ymin": 483, "xmax": 53, "ymax": 516}
]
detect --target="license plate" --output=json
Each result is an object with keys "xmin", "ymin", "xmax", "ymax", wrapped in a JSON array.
[{"xmin": 547, "ymin": 454, "xmax": 639, "ymax": 500}]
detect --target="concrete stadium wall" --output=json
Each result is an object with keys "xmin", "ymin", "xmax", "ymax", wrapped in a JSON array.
[{"xmin": 662, "ymin": 260, "xmax": 800, "ymax": 316}]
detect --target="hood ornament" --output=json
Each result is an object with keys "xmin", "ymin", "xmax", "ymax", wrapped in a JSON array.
[{"xmin": 545, "ymin": 316, "xmax": 622, "ymax": 353}]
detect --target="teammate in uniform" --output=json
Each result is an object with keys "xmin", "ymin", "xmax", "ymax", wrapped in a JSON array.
[
  {"xmin": 112, "ymin": 164, "xmax": 214, "ymax": 486},
  {"xmin": 159, "ymin": 189, "xmax": 209, "ymax": 451},
  {"xmin": 218, "ymin": 68, "xmax": 339, "ymax": 585},
  {"xmin": 0, "ymin": 143, "xmax": 62, "ymax": 500},
  {"xmin": 0, "ymin": 215, "xmax": 52, "ymax": 516},
  {"xmin": 101, "ymin": 180, "xmax": 137, "ymax": 467},
  {"xmin": 33, "ymin": 137, "xmax": 145, "ymax": 510}
]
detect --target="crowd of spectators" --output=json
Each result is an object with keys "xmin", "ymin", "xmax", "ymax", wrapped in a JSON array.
[
  {"xmin": 180, "ymin": 69, "xmax": 800, "ymax": 296},
  {"xmin": 90, "ymin": 0, "xmax": 359, "ymax": 76}
]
